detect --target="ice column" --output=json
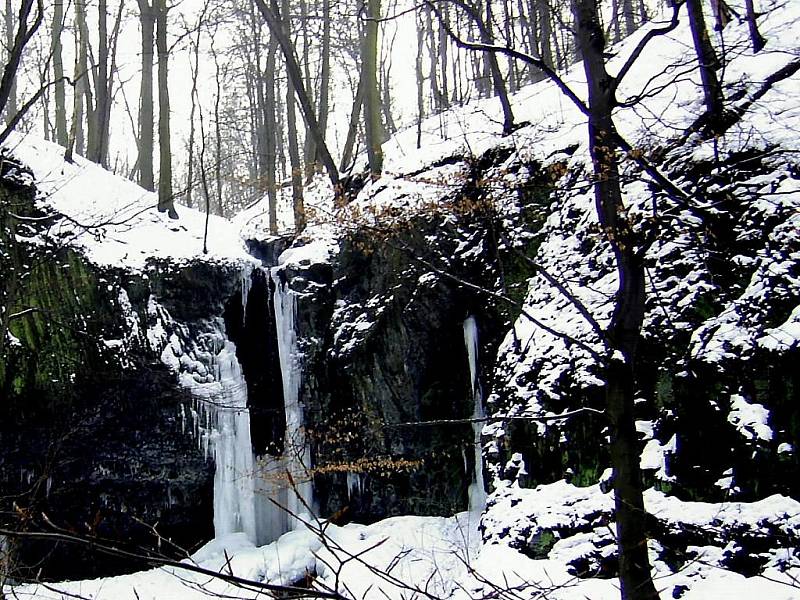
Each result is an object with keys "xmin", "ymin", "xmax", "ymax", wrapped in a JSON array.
[
  {"xmin": 272, "ymin": 269, "xmax": 315, "ymax": 528},
  {"xmin": 210, "ymin": 341, "xmax": 257, "ymax": 542},
  {"xmin": 463, "ymin": 316, "xmax": 487, "ymax": 512},
  {"xmin": 241, "ymin": 265, "xmax": 254, "ymax": 325}
]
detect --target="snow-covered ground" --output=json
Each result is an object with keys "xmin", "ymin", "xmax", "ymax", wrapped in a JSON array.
[{"xmin": 9, "ymin": 503, "xmax": 799, "ymax": 600}]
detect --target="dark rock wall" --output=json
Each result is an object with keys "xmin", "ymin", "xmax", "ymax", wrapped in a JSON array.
[{"xmin": 0, "ymin": 170, "xmax": 230, "ymax": 580}]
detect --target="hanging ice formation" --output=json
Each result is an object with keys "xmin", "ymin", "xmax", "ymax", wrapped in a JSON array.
[
  {"xmin": 207, "ymin": 340, "xmax": 258, "ymax": 541},
  {"xmin": 270, "ymin": 268, "xmax": 315, "ymax": 529},
  {"xmin": 463, "ymin": 316, "xmax": 487, "ymax": 512}
]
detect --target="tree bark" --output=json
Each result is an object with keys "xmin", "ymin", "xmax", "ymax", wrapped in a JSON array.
[
  {"xmin": 572, "ymin": 0, "xmax": 658, "ymax": 598},
  {"xmin": 363, "ymin": 0, "xmax": 385, "ymax": 177},
  {"xmin": 340, "ymin": 72, "xmax": 364, "ymax": 173},
  {"xmin": 156, "ymin": 0, "xmax": 176, "ymax": 217},
  {"xmin": 744, "ymin": 0, "xmax": 766, "ymax": 53},
  {"xmin": 51, "ymin": 0, "xmax": 68, "ymax": 146},
  {"xmin": 265, "ymin": 35, "xmax": 279, "ymax": 233},
  {"xmin": 686, "ymin": 0, "xmax": 724, "ymax": 125},
  {"xmin": 415, "ymin": 12, "xmax": 424, "ymax": 148},
  {"xmin": 279, "ymin": 0, "xmax": 305, "ymax": 232},
  {"xmin": 137, "ymin": 0, "xmax": 155, "ymax": 191},
  {"xmin": 481, "ymin": 0, "xmax": 515, "ymax": 133},
  {"xmin": 2, "ymin": 0, "xmax": 18, "ymax": 126}
]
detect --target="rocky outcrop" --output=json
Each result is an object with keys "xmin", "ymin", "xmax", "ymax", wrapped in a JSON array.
[{"xmin": 0, "ymin": 165, "xmax": 237, "ymax": 580}]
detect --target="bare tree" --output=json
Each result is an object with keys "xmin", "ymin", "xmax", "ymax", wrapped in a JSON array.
[
  {"xmin": 0, "ymin": 0, "xmax": 43, "ymax": 127},
  {"xmin": 137, "ymin": 0, "xmax": 156, "ymax": 191},
  {"xmin": 50, "ymin": 0, "xmax": 68, "ymax": 147},
  {"xmin": 686, "ymin": 0, "xmax": 724, "ymax": 126},
  {"xmin": 362, "ymin": 0, "xmax": 385, "ymax": 177},
  {"xmin": 156, "ymin": 0, "xmax": 176, "ymax": 217},
  {"xmin": 254, "ymin": 0, "xmax": 341, "ymax": 200},
  {"xmin": 744, "ymin": 0, "xmax": 766, "ymax": 52}
]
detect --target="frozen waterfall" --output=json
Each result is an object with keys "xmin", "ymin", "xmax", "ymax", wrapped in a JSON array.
[
  {"xmin": 271, "ymin": 269, "xmax": 315, "ymax": 529},
  {"xmin": 208, "ymin": 340, "xmax": 258, "ymax": 542},
  {"xmin": 463, "ymin": 316, "xmax": 487, "ymax": 512}
]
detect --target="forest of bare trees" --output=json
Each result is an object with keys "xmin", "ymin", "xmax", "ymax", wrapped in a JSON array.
[{"xmin": 1, "ymin": 0, "xmax": 751, "ymax": 227}]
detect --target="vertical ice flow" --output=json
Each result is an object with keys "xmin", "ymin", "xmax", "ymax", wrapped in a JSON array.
[
  {"xmin": 463, "ymin": 316, "xmax": 487, "ymax": 512},
  {"xmin": 211, "ymin": 341, "xmax": 257, "ymax": 542},
  {"xmin": 241, "ymin": 265, "xmax": 253, "ymax": 325},
  {"xmin": 272, "ymin": 269, "xmax": 315, "ymax": 528}
]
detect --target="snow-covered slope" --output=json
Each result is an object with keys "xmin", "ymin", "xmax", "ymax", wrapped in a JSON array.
[{"xmin": 4, "ymin": 132, "xmax": 255, "ymax": 271}]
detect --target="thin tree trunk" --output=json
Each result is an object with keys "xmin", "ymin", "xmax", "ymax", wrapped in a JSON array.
[
  {"xmin": 362, "ymin": 0, "xmax": 384, "ymax": 177},
  {"xmin": 87, "ymin": 0, "xmax": 108, "ymax": 165},
  {"xmin": 439, "ymin": 4, "xmax": 450, "ymax": 108},
  {"xmin": 710, "ymin": 0, "xmax": 730, "ymax": 30},
  {"xmin": 340, "ymin": 72, "xmax": 364, "ymax": 173},
  {"xmin": 305, "ymin": 0, "xmax": 331, "ymax": 182},
  {"xmin": 265, "ymin": 35, "xmax": 279, "ymax": 233},
  {"xmin": 138, "ymin": 0, "xmax": 155, "ymax": 191},
  {"xmin": 572, "ymin": 1, "xmax": 658, "ymax": 598},
  {"xmin": 481, "ymin": 0, "xmax": 515, "ymax": 133},
  {"xmin": 3, "ymin": 0, "xmax": 18, "ymax": 126},
  {"xmin": 51, "ymin": 0, "xmax": 68, "ymax": 146},
  {"xmin": 425, "ymin": 5, "xmax": 442, "ymax": 110},
  {"xmin": 538, "ymin": 0, "xmax": 553, "ymax": 72},
  {"xmin": 253, "ymin": 0, "xmax": 340, "ymax": 194},
  {"xmin": 744, "ymin": 0, "xmax": 765, "ymax": 52},
  {"xmin": 686, "ymin": 0, "xmax": 724, "ymax": 125},
  {"xmin": 415, "ymin": 12, "xmax": 425, "ymax": 148},
  {"xmin": 212, "ymin": 47, "xmax": 224, "ymax": 216},
  {"xmin": 381, "ymin": 64, "xmax": 397, "ymax": 136},
  {"xmin": 279, "ymin": 0, "xmax": 305, "ymax": 231},
  {"xmin": 185, "ymin": 14, "xmax": 204, "ymax": 210},
  {"xmin": 622, "ymin": 0, "xmax": 635, "ymax": 35},
  {"xmin": 156, "ymin": 0, "xmax": 176, "ymax": 217}
]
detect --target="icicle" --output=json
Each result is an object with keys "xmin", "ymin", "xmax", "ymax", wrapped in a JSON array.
[
  {"xmin": 241, "ymin": 265, "xmax": 254, "ymax": 326},
  {"xmin": 463, "ymin": 316, "xmax": 487, "ymax": 512},
  {"xmin": 271, "ymin": 268, "xmax": 315, "ymax": 531},
  {"xmin": 346, "ymin": 472, "xmax": 363, "ymax": 500}
]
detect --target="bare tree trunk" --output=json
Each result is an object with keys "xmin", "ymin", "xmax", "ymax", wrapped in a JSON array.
[
  {"xmin": 425, "ymin": 5, "xmax": 442, "ymax": 111},
  {"xmin": 138, "ymin": 0, "xmax": 155, "ymax": 191},
  {"xmin": 265, "ymin": 35, "xmax": 279, "ymax": 233},
  {"xmin": 185, "ymin": 9, "xmax": 205, "ymax": 210},
  {"xmin": 51, "ymin": 0, "xmax": 68, "ymax": 146},
  {"xmin": 481, "ymin": 0, "xmax": 515, "ymax": 133},
  {"xmin": 3, "ymin": 0, "xmax": 18, "ymax": 126},
  {"xmin": 101, "ymin": 0, "xmax": 124, "ymax": 166},
  {"xmin": 538, "ymin": 0, "xmax": 553, "ymax": 72},
  {"xmin": 363, "ymin": 0, "xmax": 384, "ymax": 177},
  {"xmin": 72, "ymin": 1, "xmax": 91, "ymax": 158},
  {"xmin": 686, "ymin": 0, "xmax": 724, "ymax": 125},
  {"xmin": 744, "ymin": 0, "xmax": 765, "ymax": 52},
  {"xmin": 156, "ymin": 0, "xmax": 176, "ymax": 217},
  {"xmin": 415, "ymin": 12, "xmax": 425, "ymax": 148},
  {"xmin": 622, "ymin": 0, "xmax": 635, "ymax": 35},
  {"xmin": 254, "ymin": 0, "xmax": 340, "ymax": 195},
  {"xmin": 85, "ymin": 0, "xmax": 108, "ymax": 164},
  {"xmin": 501, "ymin": 0, "xmax": 517, "ymax": 92},
  {"xmin": 212, "ymin": 48, "xmax": 224, "ymax": 216},
  {"xmin": 340, "ymin": 72, "xmax": 364, "ymax": 173},
  {"xmin": 304, "ymin": 0, "xmax": 331, "ymax": 182},
  {"xmin": 380, "ymin": 63, "xmax": 397, "ymax": 136},
  {"xmin": 710, "ymin": 0, "xmax": 731, "ymax": 30},
  {"xmin": 439, "ymin": 4, "xmax": 450, "ymax": 108},
  {"xmin": 572, "ymin": 1, "xmax": 659, "ymax": 598},
  {"xmin": 279, "ymin": 0, "xmax": 305, "ymax": 231}
]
